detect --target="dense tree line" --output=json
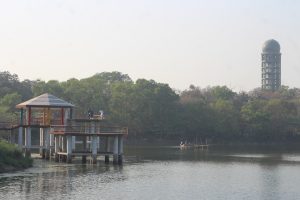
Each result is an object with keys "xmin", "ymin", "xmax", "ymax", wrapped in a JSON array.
[{"xmin": 1, "ymin": 70, "xmax": 300, "ymax": 143}]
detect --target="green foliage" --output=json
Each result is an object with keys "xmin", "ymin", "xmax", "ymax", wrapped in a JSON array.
[
  {"xmin": 0, "ymin": 140, "xmax": 33, "ymax": 172},
  {"xmin": 1, "ymin": 70, "xmax": 300, "ymax": 143}
]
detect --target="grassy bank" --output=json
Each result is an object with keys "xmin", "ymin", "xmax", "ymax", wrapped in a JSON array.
[{"xmin": 0, "ymin": 140, "xmax": 32, "ymax": 173}]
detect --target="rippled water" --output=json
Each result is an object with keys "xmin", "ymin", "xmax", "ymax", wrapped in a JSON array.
[{"xmin": 1, "ymin": 146, "xmax": 300, "ymax": 200}]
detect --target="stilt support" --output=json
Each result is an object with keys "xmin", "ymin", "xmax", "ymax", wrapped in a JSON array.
[
  {"xmin": 25, "ymin": 127, "xmax": 31, "ymax": 158},
  {"xmin": 66, "ymin": 135, "xmax": 72, "ymax": 163},
  {"xmin": 113, "ymin": 136, "xmax": 118, "ymax": 165},
  {"xmin": 105, "ymin": 155, "xmax": 109, "ymax": 164}
]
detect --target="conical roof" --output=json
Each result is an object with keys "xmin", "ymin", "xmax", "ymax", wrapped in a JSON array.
[{"xmin": 16, "ymin": 93, "xmax": 74, "ymax": 108}]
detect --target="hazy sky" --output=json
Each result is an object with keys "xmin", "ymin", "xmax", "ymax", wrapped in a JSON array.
[{"xmin": 1, "ymin": 0, "xmax": 300, "ymax": 91}]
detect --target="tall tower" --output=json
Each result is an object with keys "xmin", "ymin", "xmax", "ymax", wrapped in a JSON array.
[{"xmin": 261, "ymin": 39, "xmax": 281, "ymax": 91}]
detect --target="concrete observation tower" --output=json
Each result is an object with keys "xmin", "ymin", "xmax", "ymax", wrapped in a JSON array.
[{"xmin": 261, "ymin": 39, "xmax": 281, "ymax": 91}]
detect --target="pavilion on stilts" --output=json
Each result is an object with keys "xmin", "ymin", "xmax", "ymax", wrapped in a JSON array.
[{"xmin": 1, "ymin": 93, "xmax": 127, "ymax": 165}]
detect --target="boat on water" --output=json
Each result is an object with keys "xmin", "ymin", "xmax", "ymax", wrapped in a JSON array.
[
  {"xmin": 179, "ymin": 144, "xmax": 194, "ymax": 149},
  {"xmin": 179, "ymin": 141, "xmax": 209, "ymax": 150}
]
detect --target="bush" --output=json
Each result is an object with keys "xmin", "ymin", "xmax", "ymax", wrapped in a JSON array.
[{"xmin": 0, "ymin": 140, "xmax": 32, "ymax": 172}]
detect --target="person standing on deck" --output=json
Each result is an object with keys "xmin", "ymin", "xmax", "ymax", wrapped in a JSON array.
[{"xmin": 88, "ymin": 108, "xmax": 94, "ymax": 119}]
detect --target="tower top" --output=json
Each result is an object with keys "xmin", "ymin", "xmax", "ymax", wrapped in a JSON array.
[{"xmin": 262, "ymin": 39, "xmax": 280, "ymax": 53}]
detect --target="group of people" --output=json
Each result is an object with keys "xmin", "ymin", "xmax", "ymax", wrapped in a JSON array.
[{"xmin": 88, "ymin": 109, "xmax": 104, "ymax": 119}]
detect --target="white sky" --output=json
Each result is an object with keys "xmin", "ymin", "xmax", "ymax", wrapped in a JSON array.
[{"xmin": 0, "ymin": 0, "xmax": 300, "ymax": 92}]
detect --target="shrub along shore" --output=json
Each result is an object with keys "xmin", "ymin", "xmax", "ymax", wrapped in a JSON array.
[{"xmin": 0, "ymin": 140, "xmax": 32, "ymax": 173}]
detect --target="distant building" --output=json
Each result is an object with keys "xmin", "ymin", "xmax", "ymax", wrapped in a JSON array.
[{"xmin": 261, "ymin": 39, "xmax": 281, "ymax": 91}]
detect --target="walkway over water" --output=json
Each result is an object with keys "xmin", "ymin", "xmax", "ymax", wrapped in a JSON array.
[{"xmin": 0, "ymin": 93, "xmax": 128, "ymax": 165}]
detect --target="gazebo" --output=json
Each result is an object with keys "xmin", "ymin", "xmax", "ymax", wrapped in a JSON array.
[
  {"xmin": 13, "ymin": 93, "xmax": 127, "ymax": 164},
  {"xmin": 16, "ymin": 93, "xmax": 74, "ymax": 157}
]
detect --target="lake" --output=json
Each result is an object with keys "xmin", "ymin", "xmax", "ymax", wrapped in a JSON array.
[{"xmin": 1, "ymin": 145, "xmax": 300, "ymax": 200}]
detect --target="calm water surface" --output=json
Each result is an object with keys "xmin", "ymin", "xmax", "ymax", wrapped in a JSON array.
[{"xmin": 1, "ymin": 146, "xmax": 300, "ymax": 200}]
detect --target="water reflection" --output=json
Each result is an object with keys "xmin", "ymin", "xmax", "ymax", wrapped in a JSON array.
[{"xmin": 0, "ymin": 146, "xmax": 300, "ymax": 200}]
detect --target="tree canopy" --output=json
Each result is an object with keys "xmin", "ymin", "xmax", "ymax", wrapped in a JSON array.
[{"xmin": 1, "ymin": 70, "xmax": 300, "ymax": 143}]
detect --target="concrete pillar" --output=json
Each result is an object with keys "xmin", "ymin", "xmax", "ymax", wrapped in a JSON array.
[
  {"xmin": 66, "ymin": 135, "xmax": 72, "ymax": 163},
  {"xmin": 62, "ymin": 136, "xmax": 67, "ymax": 152},
  {"xmin": 18, "ymin": 127, "xmax": 23, "ymax": 147},
  {"xmin": 54, "ymin": 135, "xmax": 59, "ymax": 162},
  {"xmin": 50, "ymin": 133, "xmax": 54, "ymax": 156},
  {"xmin": 91, "ymin": 136, "xmax": 97, "ymax": 164},
  {"xmin": 82, "ymin": 136, "xmax": 87, "ymax": 163},
  {"xmin": 44, "ymin": 128, "xmax": 50, "ymax": 159},
  {"xmin": 118, "ymin": 135, "xmax": 124, "ymax": 165},
  {"xmin": 113, "ymin": 136, "xmax": 118, "ymax": 165},
  {"xmin": 105, "ymin": 137, "xmax": 110, "ymax": 164},
  {"xmin": 58, "ymin": 135, "xmax": 62, "ymax": 151},
  {"xmin": 72, "ymin": 136, "xmax": 76, "ymax": 150},
  {"xmin": 39, "ymin": 128, "xmax": 44, "ymax": 157},
  {"xmin": 25, "ymin": 127, "xmax": 31, "ymax": 157},
  {"xmin": 97, "ymin": 137, "xmax": 100, "ymax": 149}
]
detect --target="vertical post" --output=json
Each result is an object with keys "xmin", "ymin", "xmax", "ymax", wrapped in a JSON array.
[
  {"xmin": 118, "ymin": 135, "xmax": 124, "ymax": 165},
  {"xmin": 18, "ymin": 127, "xmax": 23, "ymax": 147},
  {"xmin": 62, "ymin": 136, "xmax": 67, "ymax": 153},
  {"xmin": 50, "ymin": 132, "xmax": 54, "ymax": 156},
  {"xmin": 91, "ymin": 121, "xmax": 97, "ymax": 164},
  {"xmin": 44, "ymin": 128, "xmax": 50, "ymax": 159},
  {"xmin": 105, "ymin": 137, "xmax": 110, "ymax": 164},
  {"xmin": 113, "ymin": 136, "xmax": 119, "ymax": 165},
  {"xmin": 92, "ymin": 136, "xmax": 97, "ymax": 164},
  {"xmin": 18, "ymin": 108, "xmax": 23, "ymax": 147},
  {"xmin": 97, "ymin": 136, "xmax": 100, "ymax": 155},
  {"xmin": 72, "ymin": 136, "xmax": 76, "ymax": 150},
  {"xmin": 54, "ymin": 135, "xmax": 59, "ymax": 162},
  {"xmin": 25, "ymin": 127, "xmax": 31, "ymax": 157},
  {"xmin": 66, "ymin": 135, "xmax": 72, "ymax": 163},
  {"xmin": 39, "ymin": 128, "xmax": 45, "ymax": 158},
  {"xmin": 82, "ymin": 136, "xmax": 87, "ymax": 163}
]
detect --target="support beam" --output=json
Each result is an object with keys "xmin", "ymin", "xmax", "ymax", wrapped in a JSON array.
[
  {"xmin": 18, "ymin": 127, "xmax": 23, "ymax": 147},
  {"xmin": 50, "ymin": 133, "xmax": 54, "ymax": 156},
  {"xmin": 54, "ymin": 135, "xmax": 59, "ymax": 162},
  {"xmin": 118, "ymin": 135, "xmax": 124, "ymax": 165},
  {"xmin": 91, "ymin": 136, "xmax": 97, "ymax": 164},
  {"xmin": 82, "ymin": 136, "xmax": 87, "ymax": 163},
  {"xmin": 72, "ymin": 136, "xmax": 76, "ymax": 150},
  {"xmin": 105, "ymin": 137, "xmax": 110, "ymax": 164},
  {"xmin": 113, "ymin": 136, "xmax": 118, "ymax": 165},
  {"xmin": 25, "ymin": 127, "xmax": 31, "ymax": 157},
  {"xmin": 39, "ymin": 128, "xmax": 44, "ymax": 158},
  {"xmin": 62, "ymin": 136, "xmax": 67, "ymax": 152},
  {"xmin": 44, "ymin": 128, "xmax": 50, "ymax": 159},
  {"xmin": 66, "ymin": 135, "xmax": 72, "ymax": 163}
]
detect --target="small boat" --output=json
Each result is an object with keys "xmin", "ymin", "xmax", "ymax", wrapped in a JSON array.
[
  {"xmin": 179, "ymin": 141, "xmax": 209, "ymax": 150},
  {"xmin": 179, "ymin": 141, "xmax": 193, "ymax": 149}
]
